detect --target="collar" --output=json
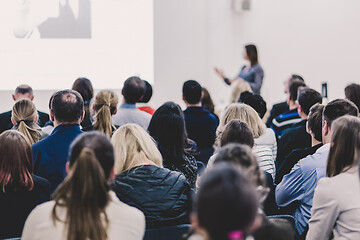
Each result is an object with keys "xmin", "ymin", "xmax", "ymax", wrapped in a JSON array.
[
  {"xmin": 185, "ymin": 106, "xmax": 205, "ymax": 112},
  {"xmin": 316, "ymin": 143, "xmax": 330, "ymax": 153},
  {"xmin": 120, "ymin": 104, "xmax": 137, "ymax": 109},
  {"xmin": 51, "ymin": 124, "xmax": 81, "ymax": 135}
]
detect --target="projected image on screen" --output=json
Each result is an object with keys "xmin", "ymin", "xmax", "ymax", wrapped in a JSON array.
[
  {"xmin": 13, "ymin": 0, "xmax": 91, "ymax": 39},
  {"xmin": 0, "ymin": 0, "xmax": 154, "ymax": 90}
]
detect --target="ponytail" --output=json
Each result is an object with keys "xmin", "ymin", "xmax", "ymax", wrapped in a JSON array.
[
  {"xmin": 93, "ymin": 90, "xmax": 118, "ymax": 137},
  {"xmin": 17, "ymin": 121, "xmax": 41, "ymax": 145},
  {"xmin": 52, "ymin": 148, "xmax": 110, "ymax": 240}
]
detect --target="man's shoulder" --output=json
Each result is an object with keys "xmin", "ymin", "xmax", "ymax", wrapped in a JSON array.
[
  {"xmin": 0, "ymin": 110, "xmax": 11, "ymax": 118},
  {"xmin": 297, "ymin": 150, "xmax": 328, "ymax": 172}
]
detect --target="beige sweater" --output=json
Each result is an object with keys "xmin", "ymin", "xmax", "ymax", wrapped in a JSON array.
[
  {"xmin": 307, "ymin": 166, "xmax": 360, "ymax": 240},
  {"xmin": 22, "ymin": 191, "xmax": 145, "ymax": 240}
]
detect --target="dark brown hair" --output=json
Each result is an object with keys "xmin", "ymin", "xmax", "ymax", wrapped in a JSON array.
[
  {"xmin": 0, "ymin": 130, "xmax": 34, "ymax": 192},
  {"xmin": 72, "ymin": 78, "xmax": 94, "ymax": 127},
  {"xmin": 52, "ymin": 132, "xmax": 114, "ymax": 240},
  {"xmin": 307, "ymin": 104, "xmax": 324, "ymax": 142},
  {"xmin": 345, "ymin": 83, "xmax": 360, "ymax": 111},
  {"xmin": 288, "ymin": 80, "xmax": 306, "ymax": 101},
  {"xmin": 201, "ymin": 87, "xmax": 215, "ymax": 113},
  {"xmin": 220, "ymin": 120, "xmax": 254, "ymax": 148},
  {"xmin": 327, "ymin": 116, "xmax": 360, "ymax": 177},
  {"xmin": 323, "ymin": 99, "xmax": 359, "ymax": 129},
  {"xmin": 245, "ymin": 44, "xmax": 259, "ymax": 66}
]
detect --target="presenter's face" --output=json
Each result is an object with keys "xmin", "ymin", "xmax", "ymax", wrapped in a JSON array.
[{"xmin": 242, "ymin": 49, "xmax": 248, "ymax": 60}]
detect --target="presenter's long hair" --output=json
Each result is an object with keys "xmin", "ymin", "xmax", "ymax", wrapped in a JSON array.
[
  {"xmin": 327, "ymin": 116, "xmax": 360, "ymax": 177},
  {"xmin": 245, "ymin": 44, "xmax": 258, "ymax": 66},
  {"xmin": 93, "ymin": 90, "xmax": 118, "ymax": 137},
  {"xmin": 52, "ymin": 132, "xmax": 114, "ymax": 240},
  {"xmin": 12, "ymin": 98, "xmax": 41, "ymax": 145}
]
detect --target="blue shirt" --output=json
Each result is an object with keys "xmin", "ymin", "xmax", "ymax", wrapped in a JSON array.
[
  {"xmin": 184, "ymin": 107, "xmax": 219, "ymax": 150},
  {"xmin": 275, "ymin": 143, "xmax": 330, "ymax": 236},
  {"xmin": 32, "ymin": 124, "xmax": 83, "ymax": 193},
  {"xmin": 238, "ymin": 64, "xmax": 264, "ymax": 95}
]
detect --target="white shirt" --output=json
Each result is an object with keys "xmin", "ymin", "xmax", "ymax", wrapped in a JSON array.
[
  {"xmin": 255, "ymin": 128, "xmax": 277, "ymax": 164},
  {"xmin": 22, "ymin": 191, "xmax": 145, "ymax": 240}
]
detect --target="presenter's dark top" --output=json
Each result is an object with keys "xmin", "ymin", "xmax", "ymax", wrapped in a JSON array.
[
  {"xmin": 32, "ymin": 124, "xmax": 83, "ymax": 193},
  {"xmin": 0, "ymin": 175, "xmax": 50, "ymax": 239},
  {"xmin": 183, "ymin": 107, "xmax": 219, "ymax": 150},
  {"xmin": 0, "ymin": 110, "xmax": 50, "ymax": 134},
  {"xmin": 238, "ymin": 64, "xmax": 264, "ymax": 95}
]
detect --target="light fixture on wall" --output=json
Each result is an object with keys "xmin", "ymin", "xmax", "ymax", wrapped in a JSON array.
[{"xmin": 233, "ymin": 0, "xmax": 251, "ymax": 12}]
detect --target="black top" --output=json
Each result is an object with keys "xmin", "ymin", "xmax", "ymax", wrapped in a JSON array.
[
  {"xmin": 112, "ymin": 165, "xmax": 192, "ymax": 229},
  {"xmin": 163, "ymin": 155, "xmax": 198, "ymax": 189},
  {"xmin": 263, "ymin": 171, "xmax": 278, "ymax": 216},
  {"xmin": 266, "ymin": 101, "xmax": 289, "ymax": 128},
  {"xmin": 0, "ymin": 110, "xmax": 50, "ymax": 134},
  {"xmin": 183, "ymin": 107, "xmax": 219, "ymax": 150},
  {"xmin": 276, "ymin": 120, "xmax": 311, "ymax": 167},
  {"xmin": 0, "ymin": 175, "xmax": 51, "ymax": 239},
  {"xmin": 82, "ymin": 124, "xmax": 119, "ymax": 136},
  {"xmin": 275, "ymin": 144, "xmax": 322, "ymax": 184}
]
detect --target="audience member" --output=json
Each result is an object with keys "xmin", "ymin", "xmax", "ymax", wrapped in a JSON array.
[
  {"xmin": 11, "ymin": 99, "xmax": 47, "ymax": 144},
  {"xmin": 32, "ymin": 90, "xmax": 84, "ymax": 192},
  {"xmin": 212, "ymin": 144, "xmax": 294, "ymax": 239},
  {"xmin": 191, "ymin": 164, "xmax": 259, "ymax": 240},
  {"xmin": 276, "ymin": 99, "xmax": 359, "ymax": 238},
  {"xmin": 201, "ymin": 87, "xmax": 218, "ymax": 119},
  {"xmin": 83, "ymin": 90, "xmax": 119, "ymax": 137},
  {"xmin": 112, "ymin": 76, "xmax": 151, "ymax": 129},
  {"xmin": 266, "ymin": 74, "xmax": 304, "ymax": 127},
  {"xmin": 41, "ymin": 95, "xmax": 55, "ymax": 135},
  {"xmin": 216, "ymin": 104, "xmax": 275, "ymax": 178},
  {"xmin": 148, "ymin": 102, "xmax": 198, "ymax": 188},
  {"xmin": 0, "ymin": 85, "xmax": 49, "ymax": 134},
  {"xmin": 238, "ymin": 92, "xmax": 277, "ymax": 161},
  {"xmin": 306, "ymin": 116, "xmax": 360, "ymax": 240},
  {"xmin": 276, "ymin": 87, "xmax": 322, "ymax": 166},
  {"xmin": 111, "ymin": 124, "xmax": 192, "ymax": 228},
  {"xmin": 0, "ymin": 130, "xmax": 50, "ymax": 239},
  {"xmin": 270, "ymin": 79, "xmax": 306, "ymax": 136},
  {"xmin": 276, "ymin": 104, "xmax": 324, "ymax": 184},
  {"xmin": 183, "ymin": 80, "xmax": 219, "ymax": 164},
  {"xmin": 137, "ymin": 80, "xmax": 156, "ymax": 115},
  {"xmin": 345, "ymin": 83, "xmax": 360, "ymax": 110},
  {"xmin": 72, "ymin": 77, "xmax": 94, "ymax": 129},
  {"xmin": 229, "ymin": 79, "xmax": 252, "ymax": 104},
  {"xmin": 22, "ymin": 132, "xmax": 145, "ymax": 240}
]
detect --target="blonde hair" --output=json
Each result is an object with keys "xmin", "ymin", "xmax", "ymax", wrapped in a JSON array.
[
  {"xmin": 217, "ymin": 103, "xmax": 265, "ymax": 142},
  {"xmin": 93, "ymin": 90, "xmax": 119, "ymax": 137},
  {"xmin": 111, "ymin": 124, "xmax": 163, "ymax": 174},
  {"xmin": 229, "ymin": 79, "xmax": 252, "ymax": 104},
  {"xmin": 12, "ymin": 99, "xmax": 41, "ymax": 145}
]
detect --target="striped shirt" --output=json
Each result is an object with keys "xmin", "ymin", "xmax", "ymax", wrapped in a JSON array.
[
  {"xmin": 270, "ymin": 108, "xmax": 301, "ymax": 137},
  {"xmin": 253, "ymin": 145, "xmax": 275, "ymax": 180}
]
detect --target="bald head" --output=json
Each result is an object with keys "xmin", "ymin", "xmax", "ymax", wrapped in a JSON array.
[{"xmin": 13, "ymin": 84, "xmax": 34, "ymax": 101}]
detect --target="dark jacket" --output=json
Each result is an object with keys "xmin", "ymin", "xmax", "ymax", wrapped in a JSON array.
[
  {"xmin": 112, "ymin": 165, "xmax": 192, "ymax": 229},
  {"xmin": 0, "ymin": 175, "xmax": 50, "ymax": 239},
  {"xmin": 266, "ymin": 101, "xmax": 289, "ymax": 128},
  {"xmin": 0, "ymin": 110, "xmax": 49, "ymax": 134},
  {"xmin": 32, "ymin": 125, "xmax": 83, "ymax": 192}
]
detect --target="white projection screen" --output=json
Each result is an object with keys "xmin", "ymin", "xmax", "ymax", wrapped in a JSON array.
[{"xmin": 0, "ymin": 0, "xmax": 154, "ymax": 90}]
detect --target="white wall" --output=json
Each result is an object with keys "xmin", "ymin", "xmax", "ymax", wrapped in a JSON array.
[{"xmin": 153, "ymin": 0, "xmax": 360, "ymax": 111}]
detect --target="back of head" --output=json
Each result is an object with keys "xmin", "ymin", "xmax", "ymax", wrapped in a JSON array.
[
  {"xmin": 71, "ymin": 77, "xmax": 94, "ymax": 104},
  {"xmin": 220, "ymin": 120, "xmax": 254, "ymax": 148},
  {"xmin": 201, "ymin": 87, "xmax": 215, "ymax": 113},
  {"xmin": 138, "ymin": 80, "xmax": 153, "ymax": 103},
  {"xmin": 245, "ymin": 44, "xmax": 258, "ymax": 66},
  {"xmin": 219, "ymin": 103, "xmax": 265, "ymax": 139},
  {"xmin": 148, "ymin": 101, "xmax": 187, "ymax": 167},
  {"xmin": 345, "ymin": 83, "xmax": 360, "ymax": 111},
  {"xmin": 230, "ymin": 79, "xmax": 252, "ymax": 104},
  {"xmin": 182, "ymin": 80, "xmax": 202, "ymax": 104},
  {"xmin": 307, "ymin": 104, "xmax": 324, "ymax": 142},
  {"xmin": 195, "ymin": 163, "xmax": 258, "ymax": 240},
  {"xmin": 122, "ymin": 76, "xmax": 146, "ymax": 104},
  {"xmin": 290, "ymin": 74, "xmax": 304, "ymax": 83},
  {"xmin": 111, "ymin": 124, "xmax": 163, "ymax": 174},
  {"xmin": 0, "ymin": 130, "xmax": 33, "ymax": 192},
  {"xmin": 12, "ymin": 99, "xmax": 41, "ymax": 145},
  {"xmin": 213, "ymin": 143, "xmax": 267, "ymax": 202},
  {"xmin": 327, "ymin": 116, "xmax": 360, "ymax": 177},
  {"xmin": 323, "ymin": 99, "xmax": 359, "ymax": 129},
  {"xmin": 53, "ymin": 132, "xmax": 114, "ymax": 240},
  {"xmin": 93, "ymin": 90, "xmax": 119, "ymax": 137},
  {"xmin": 288, "ymin": 80, "xmax": 306, "ymax": 102},
  {"xmin": 297, "ymin": 87, "xmax": 322, "ymax": 115},
  {"xmin": 14, "ymin": 84, "xmax": 33, "ymax": 101},
  {"xmin": 239, "ymin": 91, "xmax": 267, "ymax": 119},
  {"xmin": 51, "ymin": 89, "xmax": 84, "ymax": 124}
]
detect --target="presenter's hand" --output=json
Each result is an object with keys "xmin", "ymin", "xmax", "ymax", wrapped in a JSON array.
[{"xmin": 214, "ymin": 67, "xmax": 225, "ymax": 79}]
